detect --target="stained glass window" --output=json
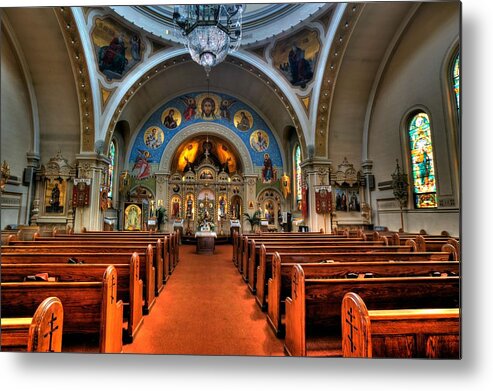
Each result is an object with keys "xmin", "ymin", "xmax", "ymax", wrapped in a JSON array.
[
  {"xmin": 294, "ymin": 145, "xmax": 302, "ymax": 204},
  {"xmin": 408, "ymin": 113, "xmax": 437, "ymax": 208},
  {"xmin": 108, "ymin": 141, "xmax": 116, "ymax": 199},
  {"xmin": 453, "ymin": 53, "xmax": 460, "ymax": 113}
]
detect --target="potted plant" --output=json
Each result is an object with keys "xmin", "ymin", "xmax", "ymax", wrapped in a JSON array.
[
  {"xmin": 156, "ymin": 206, "xmax": 169, "ymax": 232},
  {"xmin": 243, "ymin": 210, "xmax": 261, "ymax": 233}
]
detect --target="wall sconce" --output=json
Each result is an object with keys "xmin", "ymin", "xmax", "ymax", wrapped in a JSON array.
[{"xmin": 1, "ymin": 160, "xmax": 11, "ymax": 193}]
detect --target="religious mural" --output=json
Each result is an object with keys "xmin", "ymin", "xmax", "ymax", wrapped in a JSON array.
[
  {"xmin": 144, "ymin": 127, "xmax": 164, "ymax": 149},
  {"xmin": 44, "ymin": 179, "xmax": 66, "ymax": 214},
  {"xmin": 272, "ymin": 28, "xmax": 320, "ymax": 88},
  {"xmin": 124, "ymin": 202, "xmax": 142, "ymax": 231},
  {"xmin": 132, "ymin": 149, "xmax": 152, "ymax": 180},
  {"xmin": 250, "ymin": 130, "xmax": 269, "ymax": 153},
  {"xmin": 335, "ymin": 188, "xmax": 361, "ymax": 212},
  {"xmin": 128, "ymin": 91, "xmax": 284, "ymax": 182},
  {"xmin": 234, "ymin": 110, "xmax": 253, "ymax": 131},
  {"xmin": 91, "ymin": 17, "xmax": 144, "ymax": 81},
  {"xmin": 161, "ymin": 108, "xmax": 181, "ymax": 129}
]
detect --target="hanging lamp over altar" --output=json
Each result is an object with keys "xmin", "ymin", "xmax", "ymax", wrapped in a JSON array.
[{"xmin": 173, "ymin": 4, "xmax": 244, "ymax": 76}]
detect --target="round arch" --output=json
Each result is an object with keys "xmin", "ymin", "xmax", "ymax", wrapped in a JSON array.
[{"xmin": 158, "ymin": 122, "xmax": 255, "ymax": 175}]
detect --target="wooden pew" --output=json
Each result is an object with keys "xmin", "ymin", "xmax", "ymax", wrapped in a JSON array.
[
  {"xmin": 284, "ymin": 266, "xmax": 459, "ymax": 357},
  {"xmin": 255, "ymin": 243, "xmax": 450, "ymax": 310},
  {"xmin": 11, "ymin": 237, "xmax": 167, "ymax": 293},
  {"xmin": 235, "ymin": 233, "xmax": 354, "ymax": 270},
  {"xmin": 1, "ymin": 265, "xmax": 123, "ymax": 353},
  {"xmin": 2, "ymin": 246, "xmax": 156, "ymax": 315},
  {"xmin": 341, "ymin": 292, "xmax": 460, "ymax": 358},
  {"xmin": 35, "ymin": 230, "xmax": 176, "ymax": 281},
  {"xmin": 250, "ymin": 241, "xmax": 414, "ymax": 300},
  {"xmin": 244, "ymin": 237, "xmax": 394, "ymax": 290},
  {"xmin": 1, "ymin": 296, "xmax": 64, "ymax": 352},
  {"xmin": 1, "ymin": 254, "xmax": 143, "ymax": 343},
  {"xmin": 233, "ymin": 232, "xmax": 352, "ymax": 268},
  {"xmin": 266, "ymin": 253, "xmax": 459, "ymax": 336}
]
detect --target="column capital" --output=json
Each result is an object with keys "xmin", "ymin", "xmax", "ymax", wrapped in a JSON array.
[
  {"xmin": 300, "ymin": 157, "xmax": 332, "ymax": 173},
  {"xmin": 361, "ymin": 159, "xmax": 374, "ymax": 175},
  {"xmin": 26, "ymin": 152, "xmax": 41, "ymax": 167}
]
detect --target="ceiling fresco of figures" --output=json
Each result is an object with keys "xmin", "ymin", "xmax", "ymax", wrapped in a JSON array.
[
  {"xmin": 91, "ymin": 17, "xmax": 144, "ymax": 81},
  {"xmin": 272, "ymin": 28, "xmax": 321, "ymax": 89},
  {"xmin": 128, "ymin": 92, "xmax": 284, "ymax": 180}
]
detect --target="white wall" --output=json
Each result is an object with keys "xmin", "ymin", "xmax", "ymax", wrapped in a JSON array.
[
  {"xmin": 368, "ymin": 2, "xmax": 460, "ymax": 235},
  {"xmin": 1, "ymin": 29, "xmax": 33, "ymax": 227}
]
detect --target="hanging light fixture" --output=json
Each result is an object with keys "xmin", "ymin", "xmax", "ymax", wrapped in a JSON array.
[{"xmin": 173, "ymin": 4, "xmax": 244, "ymax": 76}]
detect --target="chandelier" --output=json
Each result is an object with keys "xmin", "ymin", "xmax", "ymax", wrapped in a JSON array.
[{"xmin": 173, "ymin": 4, "xmax": 244, "ymax": 76}]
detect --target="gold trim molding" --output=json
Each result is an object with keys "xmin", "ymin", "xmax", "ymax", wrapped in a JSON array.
[
  {"xmin": 55, "ymin": 7, "xmax": 95, "ymax": 152},
  {"xmin": 314, "ymin": 3, "xmax": 363, "ymax": 157}
]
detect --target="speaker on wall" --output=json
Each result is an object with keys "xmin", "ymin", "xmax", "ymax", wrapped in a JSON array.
[
  {"xmin": 23, "ymin": 167, "xmax": 34, "ymax": 185},
  {"xmin": 367, "ymin": 175, "xmax": 375, "ymax": 191}
]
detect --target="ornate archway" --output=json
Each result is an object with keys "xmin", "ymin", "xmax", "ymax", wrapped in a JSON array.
[{"xmin": 155, "ymin": 124, "xmax": 255, "ymax": 235}]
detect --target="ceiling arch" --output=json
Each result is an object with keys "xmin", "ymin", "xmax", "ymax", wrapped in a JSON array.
[
  {"xmin": 3, "ymin": 7, "xmax": 81, "ymax": 161},
  {"xmin": 100, "ymin": 49, "xmax": 309, "ymax": 163},
  {"xmin": 157, "ymin": 123, "xmax": 255, "ymax": 175}
]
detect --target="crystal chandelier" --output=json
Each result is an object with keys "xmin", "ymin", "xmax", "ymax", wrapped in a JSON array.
[{"xmin": 173, "ymin": 4, "xmax": 244, "ymax": 76}]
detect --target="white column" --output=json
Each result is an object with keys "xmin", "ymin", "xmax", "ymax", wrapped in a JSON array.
[
  {"xmin": 300, "ymin": 158, "xmax": 332, "ymax": 233},
  {"xmin": 74, "ymin": 153, "xmax": 110, "ymax": 232},
  {"xmin": 155, "ymin": 171, "xmax": 170, "ymax": 231}
]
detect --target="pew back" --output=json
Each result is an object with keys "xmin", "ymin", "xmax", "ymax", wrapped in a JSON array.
[
  {"xmin": 1, "ymin": 296, "xmax": 64, "ymax": 352},
  {"xmin": 341, "ymin": 292, "xmax": 460, "ymax": 358}
]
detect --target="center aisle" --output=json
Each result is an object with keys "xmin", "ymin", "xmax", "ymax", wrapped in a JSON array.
[{"xmin": 123, "ymin": 243, "xmax": 285, "ymax": 356}]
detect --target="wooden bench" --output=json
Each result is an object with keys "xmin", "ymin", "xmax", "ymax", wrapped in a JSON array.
[
  {"xmin": 67, "ymin": 230, "xmax": 181, "ymax": 271},
  {"xmin": 256, "ymin": 244, "xmax": 452, "ymax": 310},
  {"xmin": 1, "ymin": 265, "xmax": 123, "ymax": 353},
  {"xmin": 236, "ymin": 233, "xmax": 358, "ymax": 271},
  {"xmin": 2, "ymin": 245, "xmax": 156, "ymax": 314},
  {"xmin": 341, "ymin": 292, "xmax": 460, "ymax": 358},
  {"xmin": 243, "ymin": 237, "xmax": 394, "ymax": 288},
  {"xmin": 249, "ymin": 241, "xmax": 414, "ymax": 297},
  {"xmin": 1, "ymin": 254, "xmax": 143, "ymax": 343},
  {"xmin": 266, "ymin": 254, "xmax": 459, "ymax": 337},
  {"xmin": 284, "ymin": 266, "xmax": 460, "ymax": 357},
  {"xmin": 233, "ymin": 232, "xmax": 351, "ymax": 266},
  {"xmin": 9, "ymin": 237, "xmax": 167, "ymax": 293},
  {"xmin": 1, "ymin": 296, "xmax": 64, "ymax": 352}
]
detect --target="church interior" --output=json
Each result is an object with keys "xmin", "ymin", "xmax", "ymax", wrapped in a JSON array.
[{"xmin": 1, "ymin": 1, "xmax": 461, "ymax": 361}]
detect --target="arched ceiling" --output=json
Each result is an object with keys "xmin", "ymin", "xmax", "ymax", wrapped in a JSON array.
[
  {"xmin": 117, "ymin": 58, "xmax": 295, "ymax": 165},
  {"xmin": 324, "ymin": 2, "xmax": 417, "ymax": 164},
  {"xmin": 3, "ymin": 7, "xmax": 81, "ymax": 163},
  {"xmin": 111, "ymin": 3, "xmax": 332, "ymax": 47}
]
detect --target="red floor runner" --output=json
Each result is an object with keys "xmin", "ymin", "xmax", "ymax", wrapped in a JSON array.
[{"xmin": 123, "ymin": 244, "xmax": 285, "ymax": 356}]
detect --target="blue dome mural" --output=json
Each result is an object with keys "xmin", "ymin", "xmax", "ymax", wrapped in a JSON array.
[{"xmin": 129, "ymin": 91, "xmax": 283, "ymax": 178}]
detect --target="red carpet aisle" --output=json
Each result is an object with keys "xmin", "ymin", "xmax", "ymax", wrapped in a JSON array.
[{"xmin": 123, "ymin": 244, "xmax": 285, "ymax": 356}]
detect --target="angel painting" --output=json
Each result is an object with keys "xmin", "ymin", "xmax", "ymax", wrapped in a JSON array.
[
  {"xmin": 219, "ymin": 98, "xmax": 236, "ymax": 122},
  {"xmin": 132, "ymin": 149, "xmax": 152, "ymax": 180},
  {"xmin": 180, "ymin": 95, "xmax": 197, "ymax": 121}
]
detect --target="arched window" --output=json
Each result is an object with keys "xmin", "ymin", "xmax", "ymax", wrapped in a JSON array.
[
  {"xmin": 452, "ymin": 53, "xmax": 460, "ymax": 115},
  {"xmin": 408, "ymin": 113, "xmax": 437, "ymax": 208},
  {"xmin": 293, "ymin": 145, "xmax": 302, "ymax": 206},
  {"xmin": 108, "ymin": 140, "xmax": 116, "ymax": 199}
]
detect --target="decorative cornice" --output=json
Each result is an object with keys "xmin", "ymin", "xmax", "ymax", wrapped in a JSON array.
[
  {"xmin": 55, "ymin": 7, "xmax": 95, "ymax": 152},
  {"xmin": 314, "ymin": 3, "xmax": 363, "ymax": 157}
]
